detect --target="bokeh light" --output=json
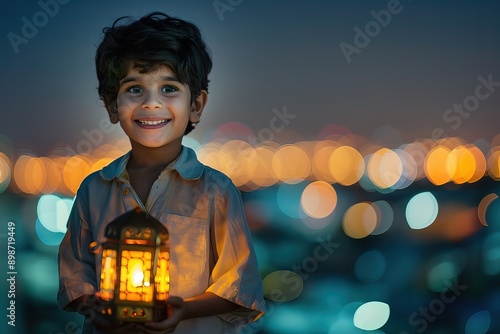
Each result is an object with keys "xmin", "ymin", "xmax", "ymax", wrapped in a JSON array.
[
  {"xmin": 197, "ymin": 142, "xmax": 223, "ymax": 172},
  {"xmin": 262, "ymin": 270, "xmax": 303, "ymax": 302},
  {"xmin": 219, "ymin": 140, "xmax": 256, "ymax": 187},
  {"xmin": 329, "ymin": 146, "xmax": 364, "ymax": 186},
  {"xmin": 329, "ymin": 302, "xmax": 369, "ymax": 334},
  {"xmin": 465, "ymin": 310, "xmax": 491, "ymax": 334},
  {"xmin": 37, "ymin": 194, "xmax": 74, "ymax": 233},
  {"xmin": 427, "ymin": 262, "xmax": 458, "ymax": 292},
  {"xmin": 62, "ymin": 155, "xmax": 91, "ymax": 194},
  {"xmin": 272, "ymin": 144, "xmax": 311, "ymax": 184},
  {"xmin": 391, "ymin": 149, "xmax": 417, "ymax": 189},
  {"xmin": 370, "ymin": 200, "xmax": 394, "ymax": 235},
  {"xmin": 39, "ymin": 157, "xmax": 61, "ymax": 194},
  {"xmin": 343, "ymin": 202, "xmax": 378, "ymax": 239},
  {"xmin": 426, "ymin": 249, "xmax": 467, "ymax": 292},
  {"xmin": 300, "ymin": 181, "xmax": 337, "ymax": 219},
  {"xmin": 487, "ymin": 148, "xmax": 500, "ymax": 179},
  {"xmin": 249, "ymin": 146, "xmax": 278, "ymax": 188},
  {"xmin": 447, "ymin": 145, "xmax": 476, "ymax": 184},
  {"xmin": 0, "ymin": 153, "xmax": 12, "ymax": 194},
  {"xmin": 425, "ymin": 145, "xmax": 453, "ymax": 185},
  {"xmin": 401, "ymin": 141, "xmax": 428, "ymax": 180},
  {"xmin": 405, "ymin": 192, "xmax": 439, "ymax": 230},
  {"xmin": 353, "ymin": 301, "xmax": 390, "ymax": 331},
  {"xmin": 478, "ymin": 193, "xmax": 498, "ymax": 226},
  {"xmin": 14, "ymin": 154, "xmax": 48, "ymax": 195},
  {"xmin": 311, "ymin": 142, "xmax": 338, "ymax": 183},
  {"xmin": 467, "ymin": 145, "xmax": 487, "ymax": 183},
  {"xmin": 367, "ymin": 148, "xmax": 403, "ymax": 189},
  {"xmin": 35, "ymin": 218, "xmax": 66, "ymax": 246}
]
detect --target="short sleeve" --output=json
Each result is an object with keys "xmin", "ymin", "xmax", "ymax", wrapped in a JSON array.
[
  {"xmin": 57, "ymin": 192, "xmax": 97, "ymax": 311},
  {"xmin": 206, "ymin": 182, "xmax": 266, "ymax": 324}
]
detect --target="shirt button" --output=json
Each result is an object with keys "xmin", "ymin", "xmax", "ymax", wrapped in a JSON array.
[{"xmin": 124, "ymin": 188, "xmax": 130, "ymax": 195}]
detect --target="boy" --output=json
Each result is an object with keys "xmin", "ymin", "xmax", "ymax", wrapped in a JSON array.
[{"xmin": 57, "ymin": 12, "xmax": 265, "ymax": 334}]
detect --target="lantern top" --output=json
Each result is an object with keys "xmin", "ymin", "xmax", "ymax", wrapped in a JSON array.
[{"xmin": 104, "ymin": 208, "xmax": 168, "ymax": 245}]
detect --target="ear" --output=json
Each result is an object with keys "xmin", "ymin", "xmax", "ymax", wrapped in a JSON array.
[
  {"xmin": 189, "ymin": 90, "xmax": 208, "ymax": 123},
  {"xmin": 107, "ymin": 102, "xmax": 119, "ymax": 124}
]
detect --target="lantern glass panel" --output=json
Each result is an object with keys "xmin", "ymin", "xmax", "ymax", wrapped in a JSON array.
[
  {"xmin": 100, "ymin": 249, "xmax": 117, "ymax": 301},
  {"xmin": 156, "ymin": 251, "xmax": 170, "ymax": 300},
  {"xmin": 119, "ymin": 250, "xmax": 153, "ymax": 302}
]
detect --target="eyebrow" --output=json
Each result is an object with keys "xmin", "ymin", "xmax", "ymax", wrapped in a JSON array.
[{"xmin": 119, "ymin": 75, "xmax": 180, "ymax": 86}]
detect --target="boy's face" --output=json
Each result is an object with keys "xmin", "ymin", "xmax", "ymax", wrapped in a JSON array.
[{"xmin": 109, "ymin": 65, "xmax": 206, "ymax": 149}]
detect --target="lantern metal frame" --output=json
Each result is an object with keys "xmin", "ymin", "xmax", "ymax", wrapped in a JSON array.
[{"xmin": 99, "ymin": 208, "xmax": 169, "ymax": 322}]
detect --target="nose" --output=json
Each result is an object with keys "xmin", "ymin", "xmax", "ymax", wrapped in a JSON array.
[{"xmin": 141, "ymin": 91, "xmax": 162, "ymax": 110}]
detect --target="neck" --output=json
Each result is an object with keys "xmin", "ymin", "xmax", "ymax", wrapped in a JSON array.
[{"xmin": 128, "ymin": 140, "xmax": 182, "ymax": 169}]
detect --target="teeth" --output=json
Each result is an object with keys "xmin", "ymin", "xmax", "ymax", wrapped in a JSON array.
[{"xmin": 139, "ymin": 120, "xmax": 167, "ymax": 125}]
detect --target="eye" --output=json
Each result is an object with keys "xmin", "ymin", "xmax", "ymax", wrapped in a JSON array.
[
  {"xmin": 126, "ymin": 86, "xmax": 143, "ymax": 94},
  {"xmin": 161, "ymin": 85, "xmax": 178, "ymax": 94}
]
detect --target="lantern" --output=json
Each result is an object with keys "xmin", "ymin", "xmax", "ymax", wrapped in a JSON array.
[{"xmin": 99, "ymin": 208, "xmax": 169, "ymax": 322}]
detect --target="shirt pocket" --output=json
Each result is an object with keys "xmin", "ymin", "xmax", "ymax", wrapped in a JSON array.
[{"xmin": 159, "ymin": 213, "xmax": 208, "ymax": 296}]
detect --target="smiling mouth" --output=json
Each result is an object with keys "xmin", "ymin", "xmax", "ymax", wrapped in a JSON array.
[{"xmin": 137, "ymin": 120, "xmax": 168, "ymax": 125}]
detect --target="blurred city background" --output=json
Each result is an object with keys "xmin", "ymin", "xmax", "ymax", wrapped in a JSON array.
[{"xmin": 1, "ymin": 0, "xmax": 500, "ymax": 333}]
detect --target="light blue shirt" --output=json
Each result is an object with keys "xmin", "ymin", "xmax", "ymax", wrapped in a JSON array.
[{"xmin": 58, "ymin": 146, "xmax": 265, "ymax": 333}]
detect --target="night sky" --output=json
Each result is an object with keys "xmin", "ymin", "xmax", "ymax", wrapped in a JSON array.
[
  {"xmin": 1, "ymin": 1, "xmax": 500, "ymax": 333},
  {"xmin": 1, "ymin": 0, "xmax": 500, "ymax": 155}
]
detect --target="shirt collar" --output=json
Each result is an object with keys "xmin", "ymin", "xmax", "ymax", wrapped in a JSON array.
[{"xmin": 100, "ymin": 145, "xmax": 204, "ymax": 181}]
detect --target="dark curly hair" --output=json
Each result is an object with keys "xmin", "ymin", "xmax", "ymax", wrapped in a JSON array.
[{"xmin": 95, "ymin": 12, "xmax": 212, "ymax": 134}]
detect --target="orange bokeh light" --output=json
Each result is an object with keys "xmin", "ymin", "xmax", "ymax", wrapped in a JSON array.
[
  {"xmin": 300, "ymin": 181, "xmax": 337, "ymax": 219},
  {"xmin": 342, "ymin": 202, "xmax": 378, "ymax": 239},
  {"xmin": 487, "ymin": 148, "xmax": 500, "ymax": 180},
  {"xmin": 63, "ymin": 155, "xmax": 91, "ymax": 194},
  {"xmin": 311, "ymin": 142, "xmax": 338, "ymax": 183},
  {"xmin": 425, "ymin": 146, "xmax": 453, "ymax": 185},
  {"xmin": 272, "ymin": 145, "xmax": 311, "ymax": 184},
  {"xmin": 249, "ymin": 146, "xmax": 278, "ymax": 189},
  {"xmin": 447, "ymin": 146, "xmax": 476, "ymax": 184},
  {"xmin": 329, "ymin": 146, "xmax": 364, "ymax": 186},
  {"xmin": 367, "ymin": 148, "xmax": 403, "ymax": 189}
]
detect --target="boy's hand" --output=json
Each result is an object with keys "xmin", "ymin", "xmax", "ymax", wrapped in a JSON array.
[
  {"xmin": 76, "ymin": 293, "xmax": 136, "ymax": 334},
  {"xmin": 136, "ymin": 296, "xmax": 185, "ymax": 334}
]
